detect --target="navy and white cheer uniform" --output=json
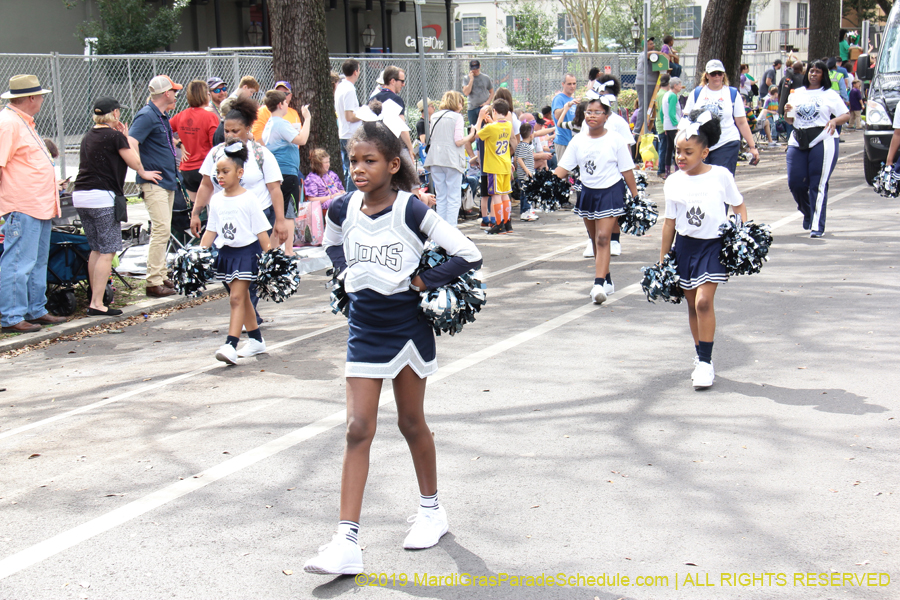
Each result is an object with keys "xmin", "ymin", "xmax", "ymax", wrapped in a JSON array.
[
  {"xmin": 323, "ymin": 191, "xmax": 483, "ymax": 379},
  {"xmin": 559, "ymin": 130, "xmax": 634, "ymax": 220},
  {"xmin": 207, "ymin": 190, "xmax": 270, "ymax": 282},
  {"xmin": 664, "ymin": 166, "xmax": 744, "ymax": 289},
  {"xmin": 786, "ymin": 86, "xmax": 848, "ymax": 235}
]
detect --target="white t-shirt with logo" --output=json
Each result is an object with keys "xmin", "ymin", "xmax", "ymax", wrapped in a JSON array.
[
  {"xmin": 787, "ymin": 86, "xmax": 849, "ymax": 148},
  {"xmin": 559, "ymin": 129, "xmax": 635, "ymax": 190},
  {"xmin": 664, "ymin": 166, "xmax": 744, "ymax": 239},
  {"xmin": 335, "ymin": 79, "xmax": 361, "ymax": 140},
  {"xmin": 206, "ymin": 190, "xmax": 271, "ymax": 248},
  {"xmin": 200, "ymin": 141, "xmax": 283, "ymax": 211},
  {"xmin": 682, "ymin": 86, "xmax": 746, "ymax": 150}
]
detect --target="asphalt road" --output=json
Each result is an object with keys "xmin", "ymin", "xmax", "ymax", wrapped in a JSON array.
[{"xmin": 0, "ymin": 132, "xmax": 897, "ymax": 600}]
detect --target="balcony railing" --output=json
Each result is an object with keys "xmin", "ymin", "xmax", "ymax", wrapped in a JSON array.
[{"xmin": 752, "ymin": 28, "xmax": 809, "ymax": 53}]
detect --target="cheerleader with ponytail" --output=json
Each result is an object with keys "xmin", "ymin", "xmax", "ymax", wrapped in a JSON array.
[
  {"xmin": 200, "ymin": 142, "xmax": 272, "ymax": 365},
  {"xmin": 659, "ymin": 110, "xmax": 747, "ymax": 389}
]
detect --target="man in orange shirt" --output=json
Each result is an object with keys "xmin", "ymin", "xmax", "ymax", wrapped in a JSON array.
[
  {"xmin": 251, "ymin": 80, "xmax": 300, "ymax": 141},
  {"xmin": 0, "ymin": 75, "xmax": 67, "ymax": 333}
]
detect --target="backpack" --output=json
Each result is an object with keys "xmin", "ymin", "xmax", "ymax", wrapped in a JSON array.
[{"xmin": 693, "ymin": 85, "xmax": 738, "ymax": 105}]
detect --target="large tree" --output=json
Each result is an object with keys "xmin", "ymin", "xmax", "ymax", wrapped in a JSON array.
[
  {"xmin": 72, "ymin": 0, "xmax": 188, "ymax": 54},
  {"xmin": 808, "ymin": 0, "xmax": 843, "ymax": 61},
  {"xmin": 557, "ymin": 0, "xmax": 611, "ymax": 52},
  {"xmin": 504, "ymin": 0, "xmax": 558, "ymax": 54},
  {"xmin": 694, "ymin": 0, "xmax": 754, "ymax": 86},
  {"xmin": 600, "ymin": 0, "xmax": 692, "ymax": 53},
  {"xmin": 268, "ymin": 0, "xmax": 343, "ymax": 180}
]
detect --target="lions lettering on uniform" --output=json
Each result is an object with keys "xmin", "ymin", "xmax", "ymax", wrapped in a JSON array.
[{"xmin": 352, "ymin": 242, "xmax": 404, "ymax": 272}]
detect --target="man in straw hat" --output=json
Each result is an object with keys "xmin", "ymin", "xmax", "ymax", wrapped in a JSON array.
[
  {"xmin": 128, "ymin": 74, "xmax": 183, "ymax": 298},
  {"xmin": 0, "ymin": 74, "xmax": 68, "ymax": 333}
]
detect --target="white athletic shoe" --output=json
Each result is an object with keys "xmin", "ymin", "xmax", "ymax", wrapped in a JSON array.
[
  {"xmin": 602, "ymin": 281, "xmax": 615, "ymax": 296},
  {"xmin": 583, "ymin": 239, "xmax": 595, "ymax": 258},
  {"xmin": 590, "ymin": 284, "xmax": 607, "ymax": 304},
  {"xmin": 610, "ymin": 240, "xmax": 622, "ymax": 256},
  {"xmin": 529, "ymin": 209, "xmax": 540, "ymax": 220},
  {"xmin": 303, "ymin": 534, "xmax": 364, "ymax": 575},
  {"xmin": 215, "ymin": 344, "xmax": 238, "ymax": 365},
  {"xmin": 691, "ymin": 361, "xmax": 715, "ymax": 389},
  {"xmin": 237, "ymin": 338, "xmax": 267, "ymax": 357},
  {"xmin": 403, "ymin": 505, "xmax": 449, "ymax": 549}
]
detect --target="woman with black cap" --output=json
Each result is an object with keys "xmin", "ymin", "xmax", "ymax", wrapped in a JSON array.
[{"xmin": 72, "ymin": 97, "xmax": 162, "ymax": 315}]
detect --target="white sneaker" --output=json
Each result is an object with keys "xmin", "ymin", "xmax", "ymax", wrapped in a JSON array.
[
  {"xmin": 303, "ymin": 534, "xmax": 364, "ymax": 574},
  {"xmin": 215, "ymin": 344, "xmax": 238, "ymax": 365},
  {"xmin": 610, "ymin": 240, "xmax": 622, "ymax": 256},
  {"xmin": 403, "ymin": 505, "xmax": 449, "ymax": 549},
  {"xmin": 583, "ymin": 239, "xmax": 595, "ymax": 258},
  {"xmin": 590, "ymin": 284, "xmax": 607, "ymax": 304},
  {"xmin": 602, "ymin": 281, "xmax": 615, "ymax": 296},
  {"xmin": 691, "ymin": 361, "xmax": 715, "ymax": 389},
  {"xmin": 237, "ymin": 338, "xmax": 267, "ymax": 357}
]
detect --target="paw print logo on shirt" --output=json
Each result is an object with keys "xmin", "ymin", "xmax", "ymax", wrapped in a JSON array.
[
  {"xmin": 687, "ymin": 206, "xmax": 705, "ymax": 227},
  {"xmin": 222, "ymin": 222, "xmax": 236, "ymax": 240},
  {"xmin": 584, "ymin": 159, "xmax": 596, "ymax": 175}
]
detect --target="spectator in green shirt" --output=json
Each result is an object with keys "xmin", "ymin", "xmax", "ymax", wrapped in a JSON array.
[
  {"xmin": 655, "ymin": 73, "xmax": 671, "ymax": 177},
  {"xmin": 840, "ymin": 29, "xmax": 850, "ymax": 62}
]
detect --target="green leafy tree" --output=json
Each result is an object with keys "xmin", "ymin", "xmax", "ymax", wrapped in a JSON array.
[
  {"xmin": 504, "ymin": 1, "xmax": 558, "ymax": 54},
  {"xmin": 75, "ymin": 0, "xmax": 189, "ymax": 54},
  {"xmin": 843, "ymin": 0, "xmax": 891, "ymax": 26},
  {"xmin": 600, "ymin": 0, "xmax": 692, "ymax": 52}
]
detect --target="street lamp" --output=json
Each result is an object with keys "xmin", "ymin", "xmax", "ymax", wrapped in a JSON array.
[
  {"xmin": 631, "ymin": 22, "xmax": 640, "ymax": 53},
  {"xmin": 247, "ymin": 22, "xmax": 263, "ymax": 46},
  {"xmin": 362, "ymin": 25, "xmax": 376, "ymax": 50}
]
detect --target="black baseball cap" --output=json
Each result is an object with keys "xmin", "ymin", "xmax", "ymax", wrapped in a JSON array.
[
  {"xmin": 470, "ymin": 60, "xmax": 480, "ymax": 68},
  {"xmin": 93, "ymin": 96, "xmax": 122, "ymax": 116}
]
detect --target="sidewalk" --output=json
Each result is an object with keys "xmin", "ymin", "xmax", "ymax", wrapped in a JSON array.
[{"xmin": 1, "ymin": 202, "xmax": 332, "ymax": 355}]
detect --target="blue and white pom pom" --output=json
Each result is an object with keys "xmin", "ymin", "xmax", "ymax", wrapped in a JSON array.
[
  {"xmin": 619, "ymin": 189, "xmax": 658, "ymax": 236},
  {"xmin": 327, "ymin": 268, "xmax": 349, "ymax": 317},
  {"xmin": 523, "ymin": 169, "xmax": 571, "ymax": 213},
  {"xmin": 413, "ymin": 243, "xmax": 487, "ymax": 336},
  {"xmin": 640, "ymin": 252, "xmax": 684, "ymax": 304},
  {"xmin": 718, "ymin": 215, "xmax": 773, "ymax": 276},
  {"xmin": 169, "ymin": 246, "xmax": 216, "ymax": 297},
  {"xmin": 873, "ymin": 163, "xmax": 900, "ymax": 198},
  {"xmin": 634, "ymin": 170, "xmax": 648, "ymax": 191},
  {"xmin": 256, "ymin": 248, "xmax": 301, "ymax": 302}
]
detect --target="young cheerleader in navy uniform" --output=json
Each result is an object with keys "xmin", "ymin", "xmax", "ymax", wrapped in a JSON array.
[
  {"xmin": 783, "ymin": 60, "xmax": 849, "ymax": 238},
  {"xmin": 200, "ymin": 142, "xmax": 272, "ymax": 364},
  {"xmin": 554, "ymin": 94, "xmax": 639, "ymax": 305},
  {"xmin": 659, "ymin": 111, "xmax": 747, "ymax": 388},
  {"xmin": 304, "ymin": 100, "xmax": 483, "ymax": 575}
]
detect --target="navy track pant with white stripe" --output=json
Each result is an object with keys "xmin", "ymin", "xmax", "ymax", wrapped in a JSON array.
[{"xmin": 786, "ymin": 138, "xmax": 839, "ymax": 234}]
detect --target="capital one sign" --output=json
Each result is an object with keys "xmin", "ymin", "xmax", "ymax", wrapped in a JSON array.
[{"xmin": 405, "ymin": 24, "xmax": 444, "ymax": 50}]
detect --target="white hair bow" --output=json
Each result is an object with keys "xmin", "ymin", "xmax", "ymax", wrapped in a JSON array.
[
  {"xmin": 596, "ymin": 80, "xmax": 615, "ymax": 93},
  {"xmin": 584, "ymin": 89, "xmax": 612, "ymax": 106},
  {"xmin": 224, "ymin": 141, "xmax": 244, "ymax": 153},
  {"xmin": 677, "ymin": 110, "xmax": 713, "ymax": 139},
  {"xmin": 354, "ymin": 99, "xmax": 406, "ymax": 138}
]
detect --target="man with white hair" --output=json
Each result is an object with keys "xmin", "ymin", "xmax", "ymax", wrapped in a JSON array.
[
  {"xmin": 0, "ymin": 74, "xmax": 67, "ymax": 332},
  {"xmin": 128, "ymin": 75, "xmax": 183, "ymax": 298}
]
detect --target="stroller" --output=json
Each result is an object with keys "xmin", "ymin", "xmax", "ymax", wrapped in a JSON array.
[{"xmin": 44, "ymin": 227, "xmax": 117, "ymax": 316}]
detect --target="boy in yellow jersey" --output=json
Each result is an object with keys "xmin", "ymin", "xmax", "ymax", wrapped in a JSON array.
[{"xmin": 476, "ymin": 98, "xmax": 514, "ymax": 234}]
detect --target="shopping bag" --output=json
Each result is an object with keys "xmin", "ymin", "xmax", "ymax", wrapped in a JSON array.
[
  {"xmin": 294, "ymin": 201, "xmax": 325, "ymax": 247},
  {"xmin": 639, "ymin": 134, "xmax": 659, "ymax": 171}
]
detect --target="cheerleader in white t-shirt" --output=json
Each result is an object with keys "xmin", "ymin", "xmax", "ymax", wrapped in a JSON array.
[
  {"xmin": 659, "ymin": 111, "xmax": 747, "ymax": 389},
  {"xmin": 582, "ymin": 75, "xmax": 636, "ymax": 259},
  {"xmin": 554, "ymin": 94, "xmax": 639, "ymax": 305},
  {"xmin": 783, "ymin": 60, "xmax": 850, "ymax": 238},
  {"xmin": 199, "ymin": 142, "xmax": 272, "ymax": 365}
]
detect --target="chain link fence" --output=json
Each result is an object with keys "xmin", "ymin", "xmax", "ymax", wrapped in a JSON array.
[{"xmin": 1, "ymin": 50, "xmax": 709, "ymax": 183}]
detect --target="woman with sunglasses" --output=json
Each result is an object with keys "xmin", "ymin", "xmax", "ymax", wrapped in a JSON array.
[
  {"xmin": 682, "ymin": 59, "xmax": 759, "ymax": 175},
  {"xmin": 783, "ymin": 60, "xmax": 849, "ymax": 238}
]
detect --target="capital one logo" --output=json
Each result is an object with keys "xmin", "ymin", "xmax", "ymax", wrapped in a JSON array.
[{"xmin": 406, "ymin": 25, "xmax": 444, "ymax": 50}]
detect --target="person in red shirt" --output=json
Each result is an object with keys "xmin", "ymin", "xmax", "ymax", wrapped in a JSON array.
[{"xmin": 170, "ymin": 80, "xmax": 219, "ymax": 202}]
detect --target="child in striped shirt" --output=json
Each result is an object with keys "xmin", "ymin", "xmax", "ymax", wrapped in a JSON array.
[{"xmin": 514, "ymin": 122, "xmax": 537, "ymax": 221}]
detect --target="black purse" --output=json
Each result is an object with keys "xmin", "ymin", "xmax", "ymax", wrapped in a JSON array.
[
  {"xmin": 113, "ymin": 194, "xmax": 128, "ymax": 222},
  {"xmin": 792, "ymin": 126, "xmax": 825, "ymax": 151}
]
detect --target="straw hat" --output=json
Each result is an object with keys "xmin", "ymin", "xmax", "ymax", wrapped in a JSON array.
[{"xmin": 1, "ymin": 74, "xmax": 52, "ymax": 99}]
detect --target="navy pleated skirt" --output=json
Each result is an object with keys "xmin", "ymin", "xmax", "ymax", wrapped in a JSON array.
[
  {"xmin": 214, "ymin": 241, "xmax": 261, "ymax": 282},
  {"xmin": 674, "ymin": 234, "xmax": 728, "ymax": 290},
  {"xmin": 574, "ymin": 180, "xmax": 626, "ymax": 220}
]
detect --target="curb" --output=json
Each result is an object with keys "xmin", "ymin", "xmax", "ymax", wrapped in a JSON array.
[{"xmin": 0, "ymin": 249, "xmax": 332, "ymax": 355}]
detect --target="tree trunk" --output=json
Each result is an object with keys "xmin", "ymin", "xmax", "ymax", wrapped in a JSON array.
[
  {"xmin": 808, "ymin": 0, "xmax": 842, "ymax": 64},
  {"xmin": 695, "ymin": 0, "xmax": 754, "ymax": 87},
  {"xmin": 269, "ymin": 0, "xmax": 343, "ymax": 180}
]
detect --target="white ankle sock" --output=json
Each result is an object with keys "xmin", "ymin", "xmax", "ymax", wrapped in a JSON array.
[
  {"xmin": 337, "ymin": 520, "xmax": 359, "ymax": 545},
  {"xmin": 420, "ymin": 491, "xmax": 439, "ymax": 510}
]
